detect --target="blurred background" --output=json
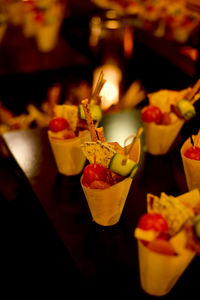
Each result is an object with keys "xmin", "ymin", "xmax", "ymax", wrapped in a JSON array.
[{"xmin": 0, "ymin": 0, "xmax": 200, "ymax": 116}]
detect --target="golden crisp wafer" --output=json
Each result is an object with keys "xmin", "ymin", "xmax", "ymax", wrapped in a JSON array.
[{"xmin": 82, "ymin": 99, "xmax": 98, "ymax": 142}]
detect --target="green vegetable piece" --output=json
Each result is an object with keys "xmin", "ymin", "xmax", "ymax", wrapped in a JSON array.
[
  {"xmin": 177, "ymin": 99, "xmax": 196, "ymax": 120},
  {"xmin": 78, "ymin": 104, "xmax": 102, "ymax": 121},
  {"xmin": 129, "ymin": 164, "xmax": 138, "ymax": 178},
  {"xmin": 109, "ymin": 153, "xmax": 137, "ymax": 177}
]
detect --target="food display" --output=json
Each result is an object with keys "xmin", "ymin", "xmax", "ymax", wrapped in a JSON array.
[
  {"xmin": 181, "ymin": 129, "xmax": 200, "ymax": 191},
  {"xmin": 92, "ymin": 0, "xmax": 200, "ymax": 43},
  {"xmin": 141, "ymin": 79, "xmax": 200, "ymax": 155},
  {"xmin": 1, "ymin": 0, "xmax": 66, "ymax": 51},
  {"xmin": 48, "ymin": 98, "xmax": 102, "ymax": 176},
  {"xmin": 134, "ymin": 189, "xmax": 200, "ymax": 296},
  {"xmin": 34, "ymin": 0, "xmax": 65, "ymax": 52},
  {"xmin": 80, "ymin": 99, "xmax": 142, "ymax": 225}
]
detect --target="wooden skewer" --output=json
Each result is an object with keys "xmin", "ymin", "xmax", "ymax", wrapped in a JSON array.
[
  {"xmin": 186, "ymin": 79, "xmax": 200, "ymax": 102},
  {"xmin": 81, "ymin": 99, "xmax": 98, "ymax": 142},
  {"xmin": 194, "ymin": 130, "xmax": 200, "ymax": 147},
  {"xmin": 95, "ymin": 127, "xmax": 106, "ymax": 142},
  {"xmin": 91, "ymin": 71, "xmax": 106, "ymax": 104},
  {"xmin": 122, "ymin": 127, "xmax": 143, "ymax": 165}
]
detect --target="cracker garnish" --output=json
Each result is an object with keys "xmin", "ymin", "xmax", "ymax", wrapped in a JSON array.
[
  {"xmin": 53, "ymin": 104, "xmax": 78, "ymax": 131},
  {"xmin": 147, "ymin": 192, "xmax": 194, "ymax": 235},
  {"xmin": 80, "ymin": 140, "xmax": 116, "ymax": 168}
]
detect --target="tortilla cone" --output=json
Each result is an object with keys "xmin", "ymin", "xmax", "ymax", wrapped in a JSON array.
[
  {"xmin": 81, "ymin": 137, "xmax": 141, "ymax": 226},
  {"xmin": 48, "ymin": 130, "xmax": 91, "ymax": 176},
  {"xmin": 144, "ymin": 120, "xmax": 184, "ymax": 155},
  {"xmin": 181, "ymin": 137, "xmax": 200, "ymax": 191},
  {"xmin": 138, "ymin": 240, "xmax": 195, "ymax": 296}
]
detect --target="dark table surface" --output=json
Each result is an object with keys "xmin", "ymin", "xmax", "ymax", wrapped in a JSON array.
[{"xmin": 2, "ymin": 108, "xmax": 200, "ymax": 298}]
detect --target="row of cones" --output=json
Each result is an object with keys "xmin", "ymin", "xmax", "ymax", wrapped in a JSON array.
[{"xmin": 48, "ymin": 76, "xmax": 200, "ymax": 297}]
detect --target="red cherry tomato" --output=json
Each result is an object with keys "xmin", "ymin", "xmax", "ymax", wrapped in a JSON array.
[
  {"xmin": 34, "ymin": 11, "xmax": 44, "ymax": 23},
  {"xmin": 184, "ymin": 146, "xmax": 200, "ymax": 161},
  {"xmin": 141, "ymin": 105, "xmax": 163, "ymax": 124},
  {"xmin": 49, "ymin": 117, "xmax": 70, "ymax": 133},
  {"xmin": 63, "ymin": 130, "xmax": 76, "ymax": 139},
  {"xmin": 83, "ymin": 163, "xmax": 107, "ymax": 185},
  {"xmin": 147, "ymin": 238, "xmax": 175, "ymax": 256},
  {"xmin": 161, "ymin": 112, "xmax": 171, "ymax": 125},
  {"xmin": 138, "ymin": 213, "xmax": 168, "ymax": 233},
  {"xmin": 89, "ymin": 180, "xmax": 111, "ymax": 189}
]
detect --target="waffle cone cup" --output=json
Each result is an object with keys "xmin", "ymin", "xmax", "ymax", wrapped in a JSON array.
[
  {"xmin": 48, "ymin": 130, "xmax": 90, "ymax": 176},
  {"xmin": 138, "ymin": 240, "xmax": 195, "ymax": 296},
  {"xmin": 144, "ymin": 120, "xmax": 184, "ymax": 155},
  {"xmin": 181, "ymin": 137, "xmax": 200, "ymax": 190},
  {"xmin": 81, "ymin": 176, "xmax": 132, "ymax": 226}
]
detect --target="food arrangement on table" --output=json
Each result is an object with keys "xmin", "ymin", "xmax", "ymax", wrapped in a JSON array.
[
  {"xmin": 80, "ymin": 99, "xmax": 142, "ymax": 225},
  {"xmin": 141, "ymin": 79, "xmax": 200, "ymax": 155},
  {"xmin": 0, "ymin": 0, "xmax": 67, "ymax": 51},
  {"xmin": 92, "ymin": 0, "xmax": 200, "ymax": 43},
  {"xmin": 134, "ymin": 188, "xmax": 200, "ymax": 296},
  {"xmin": 1, "ymin": 67, "xmax": 200, "ymax": 296}
]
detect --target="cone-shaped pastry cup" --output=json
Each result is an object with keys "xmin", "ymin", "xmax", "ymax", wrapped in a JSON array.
[
  {"xmin": 181, "ymin": 137, "xmax": 200, "ymax": 191},
  {"xmin": 81, "ymin": 135, "xmax": 141, "ymax": 226},
  {"xmin": 48, "ymin": 130, "xmax": 91, "ymax": 176},
  {"xmin": 36, "ymin": 23, "xmax": 60, "ymax": 52},
  {"xmin": 81, "ymin": 176, "xmax": 132, "ymax": 226},
  {"xmin": 143, "ymin": 120, "xmax": 184, "ymax": 155},
  {"xmin": 137, "ymin": 240, "xmax": 195, "ymax": 296},
  {"xmin": 23, "ymin": 13, "xmax": 36, "ymax": 37}
]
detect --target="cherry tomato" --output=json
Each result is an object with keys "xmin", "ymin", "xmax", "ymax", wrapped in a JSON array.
[
  {"xmin": 89, "ymin": 180, "xmax": 111, "ymax": 189},
  {"xmin": 49, "ymin": 117, "xmax": 70, "ymax": 133},
  {"xmin": 141, "ymin": 105, "xmax": 163, "ymax": 124},
  {"xmin": 63, "ymin": 130, "xmax": 76, "ymax": 139},
  {"xmin": 34, "ymin": 11, "xmax": 44, "ymax": 23},
  {"xmin": 138, "ymin": 213, "xmax": 168, "ymax": 233},
  {"xmin": 147, "ymin": 238, "xmax": 175, "ymax": 256},
  {"xmin": 161, "ymin": 112, "xmax": 171, "ymax": 125},
  {"xmin": 184, "ymin": 146, "xmax": 200, "ymax": 161},
  {"xmin": 83, "ymin": 163, "xmax": 107, "ymax": 185}
]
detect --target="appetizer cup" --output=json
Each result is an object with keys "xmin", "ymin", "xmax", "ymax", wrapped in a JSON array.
[
  {"xmin": 36, "ymin": 23, "xmax": 60, "ymax": 52},
  {"xmin": 143, "ymin": 119, "xmax": 184, "ymax": 155},
  {"xmin": 81, "ymin": 137, "xmax": 141, "ymax": 226},
  {"xmin": 180, "ymin": 136, "xmax": 200, "ymax": 190},
  {"xmin": 81, "ymin": 176, "xmax": 132, "ymax": 226},
  {"xmin": 138, "ymin": 240, "xmax": 195, "ymax": 296},
  {"xmin": 48, "ymin": 130, "xmax": 90, "ymax": 176},
  {"xmin": 135, "ymin": 189, "xmax": 200, "ymax": 296}
]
